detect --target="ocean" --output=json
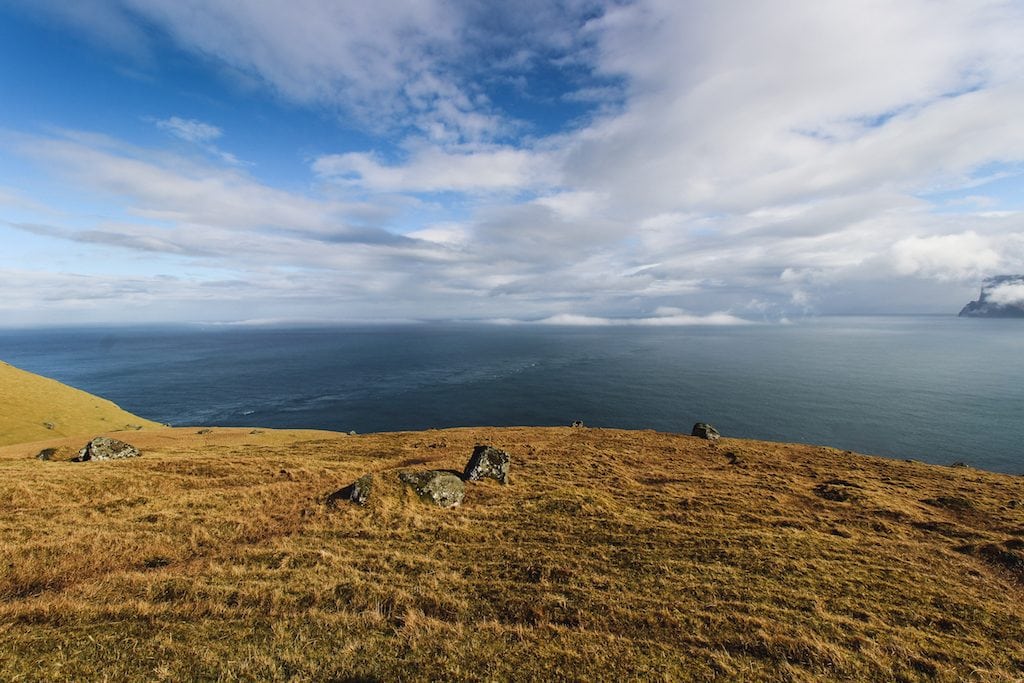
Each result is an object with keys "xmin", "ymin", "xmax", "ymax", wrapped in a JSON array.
[{"xmin": 1, "ymin": 316, "xmax": 1021, "ymax": 474}]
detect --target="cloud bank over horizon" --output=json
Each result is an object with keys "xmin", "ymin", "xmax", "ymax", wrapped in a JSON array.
[{"xmin": 1, "ymin": 0, "xmax": 1024, "ymax": 325}]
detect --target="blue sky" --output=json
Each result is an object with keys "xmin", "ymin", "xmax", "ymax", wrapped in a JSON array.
[{"xmin": 2, "ymin": 0, "xmax": 1024, "ymax": 325}]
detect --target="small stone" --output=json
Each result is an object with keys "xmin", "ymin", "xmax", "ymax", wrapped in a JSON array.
[
  {"xmin": 463, "ymin": 445, "xmax": 510, "ymax": 485},
  {"xmin": 922, "ymin": 496, "xmax": 974, "ymax": 511},
  {"xmin": 72, "ymin": 436, "xmax": 141, "ymax": 462},
  {"xmin": 725, "ymin": 451, "xmax": 744, "ymax": 466},
  {"xmin": 348, "ymin": 430, "xmax": 357, "ymax": 436},
  {"xmin": 814, "ymin": 483, "xmax": 861, "ymax": 502},
  {"xmin": 36, "ymin": 447, "xmax": 57, "ymax": 461},
  {"xmin": 43, "ymin": 421, "xmax": 55, "ymax": 430},
  {"xmin": 197, "ymin": 428, "xmax": 213, "ymax": 435},
  {"xmin": 691, "ymin": 422, "xmax": 721, "ymax": 441},
  {"xmin": 571, "ymin": 420, "xmax": 584, "ymax": 428},
  {"xmin": 327, "ymin": 474, "xmax": 374, "ymax": 506},
  {"xmin": 399, "ymin": 470, "xmax": 465, "ymax": 508}
]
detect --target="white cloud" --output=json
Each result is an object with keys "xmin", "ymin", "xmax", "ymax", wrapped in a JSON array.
[
  {"xmin": 404, "ymin": 223, "xmax": 471, "ymax": 246},
  {"xmin": 536, "ymin": 312, "xmax": 751, "ymax": 326},
  {"xmin": 986, "ymin": 281, "xmax": 1024, "ymax": 306},
  {"xmin": 531, "ymin": 191, "xmax": 607, "ymax": 221},
  {"xmin": 152, "ymin": 116, "xmax": 245, "ymax": 165},
  {"xmin": 17, "ymin": 131, "xmax": 381, "ymax": 239},
  {"xmin": 155, "ymin": 116, "xmax": 222, "ymax": 143},
  {"xmin": 313, "ymin": 146, "xmax": 556, "ymax": 193},
  {"xmin": 6, "ymin": 1, "xmax": 1024, "ymax": 322},
  {"xmin": 889, "ymin": 232, "xmax": 1003, "ymax": 280}
]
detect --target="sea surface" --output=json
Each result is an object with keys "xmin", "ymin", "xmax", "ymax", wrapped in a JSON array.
[{"xmin": 1, "ymin": 316, "xmax": 1022, "ymax": 474}]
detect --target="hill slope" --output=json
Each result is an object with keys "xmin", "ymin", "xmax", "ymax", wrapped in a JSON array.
[
  {"xmin": 0, "ymin": 360, "xmax": 161, "ymax": 445},
  {"xmin": 1, "ymin": 425, "xmax": 1022, "ymax": 681}
]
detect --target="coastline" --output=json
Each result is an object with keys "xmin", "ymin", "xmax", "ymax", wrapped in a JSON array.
[{"xmin": 2, "ymin": 424, "xmax": 1022, "ymax": 680}]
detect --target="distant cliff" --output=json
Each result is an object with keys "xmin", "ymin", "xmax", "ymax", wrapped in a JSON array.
[{"xmin": 959, "ymin": 275, "xmax": 1024, "ymax": 318}]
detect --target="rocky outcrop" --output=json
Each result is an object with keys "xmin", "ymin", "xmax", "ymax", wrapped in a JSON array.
[
  {"xmin": 327, "ymin": 474, "xmax": 374, "ymax": 506},
  {"xmin": 72, "ymin": 436, "xmax": 141, "ymax": 462},
  {"xmin": 959, "ymin": 275, "xmax": 1024, "ymax": 318},
  {"xmin": 327, "ymin": 444, "xmax": 513, "ymax": 512},
  {"xmin": 463, "ymin": 445, "xmax": 510, "ymax": 484},
  {"xmin": 691, "ymin": 423, "xmax": 721, "ymax": 441},
  {"xmin": 399, "ymin": 470, "xmax": 465, "ymax": 508}
]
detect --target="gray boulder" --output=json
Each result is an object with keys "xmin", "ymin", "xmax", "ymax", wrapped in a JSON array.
[
  {"xmin": 691, "ymin": 422, "xmax": 721, "ymax": 441},
  {"xmin": 72, "ymin": 436, "xmax": 141, "ymax": 462},
  {"xmin": 36, "ymin": 447, "xmax": 57, "ymax": 461},
  {"xmin": 399, "ymin": 470, "xmax": 465, "ymax": 508},
  {"xmin": 463, "ymin": 445, "xmax": 510, "ymax": 484},
  {"xmin": 327, "ymin": 474, "xmax": 374, "ymax": 507}
]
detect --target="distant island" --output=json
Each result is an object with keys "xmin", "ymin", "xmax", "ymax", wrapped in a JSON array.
[{"xmin": 959, "ymin": 275, "xmax": 1024, "ymax": 317}]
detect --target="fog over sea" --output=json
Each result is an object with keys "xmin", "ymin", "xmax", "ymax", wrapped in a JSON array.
[{"xmin": 1, "ymin": 316, "xmax": 1021, "ymax": 474}]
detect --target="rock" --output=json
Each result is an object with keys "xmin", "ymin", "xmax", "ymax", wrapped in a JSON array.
[
  {"xmin": 691, "ymin": 423, "xmax": 721, "ymax": 441},
  {"xmin": 36, "ymin": 447, "xmax": 57, "ymax": 461},
  {"xmin": 43, "ymin": 421, "xmax": 55, "ymax": 430},
  {"xmin": 922, "ymin": 496, "xmax": 974, "ymax": 511},
  {"xmin": 72, "ymin": 436, "xmax": 141, "ymax": 462},
  {"xmin": 814, "ymin": 483, "xmax": 861, "ymax": 502},
  {"xmin": 824, "ymin": 478, "xmax": 863, "ymax": 489},
  {"xmin": 725, "ymin": 451, "xmax": 744, "ymax": 466},
  {"xmin": 327, "ymin": 474, "xmax": 373, "ymax": 507},
  {"xmin": 959, "ymin": 275, "xmax": 1024, "ymax": 317},
  {"xmin": 463, "ymin": 445, "xmax": 510, "ymax": 485},
  {"xmin": 571, "ymin": 420, "xmax": 584, "ymax": 428},
  {"xmin": 197, "ymin": 428, "xmax": 213, "ymax": 435},
  {"xmin": 399, "ymin": 470, "xmax": 465, "ymax": 508},
  {"xmin": 348, "ymin": 430, "xmax": 357, "ymax": 436}
]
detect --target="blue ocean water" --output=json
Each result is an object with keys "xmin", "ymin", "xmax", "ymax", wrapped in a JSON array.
[{"xmin": 1, "ymin": 316, "xmax": 1022, "ymax": 474}]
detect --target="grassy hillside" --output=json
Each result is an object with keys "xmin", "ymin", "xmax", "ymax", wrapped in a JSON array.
[
  {"xmin": 1, "ymin": 425, "xmax": 1022, "ymax": 680},
  {"xmin": 0, "ymin": 360, "xmax": 162, "ymax": 446}
]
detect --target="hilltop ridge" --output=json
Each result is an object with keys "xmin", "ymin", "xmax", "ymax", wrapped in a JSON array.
[{"xmin": 0, "ymin": 360, "xmax": 162, "ymax": 446}]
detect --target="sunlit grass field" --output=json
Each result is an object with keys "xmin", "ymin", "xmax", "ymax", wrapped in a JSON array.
[
  {"xmin": 2, "ymin": 423, "xmax": 1023, "ymax": 681},
  {"xmin": 0, "ymin": 361, "xmax": 161, "ymax": 446}
]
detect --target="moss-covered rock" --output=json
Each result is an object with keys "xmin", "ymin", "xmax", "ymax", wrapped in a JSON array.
[
  {"xmin": 463, "ymin": 445, "xmax": 510, "ymax": 484},
  {"xmin": 399, "ymin": 470, "xmax": 465, "ymax": 508},
  {"xmin": 72, "ymin": 436, "xmax": 141, "ymax": 462},
  {"xmin": 691, "ymin": 423, "xmax": 721, "ymax": 441},
  {"xmin": 327, "ymin": 473, "xmax": 374, "ymax": 506}
]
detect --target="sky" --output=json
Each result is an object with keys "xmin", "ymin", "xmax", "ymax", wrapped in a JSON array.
[{"xmin": 1, "ymin": 0, "xmax": 1024, "ymax": 326}]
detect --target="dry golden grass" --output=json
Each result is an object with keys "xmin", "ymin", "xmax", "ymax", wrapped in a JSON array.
[
  {"xmin": 0, "ymin": 361, "xmax": 161, "ymax": 446},
  {"xmin": 1, "ymin": 424, "xmax": 1023, "ymax": 681}
]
